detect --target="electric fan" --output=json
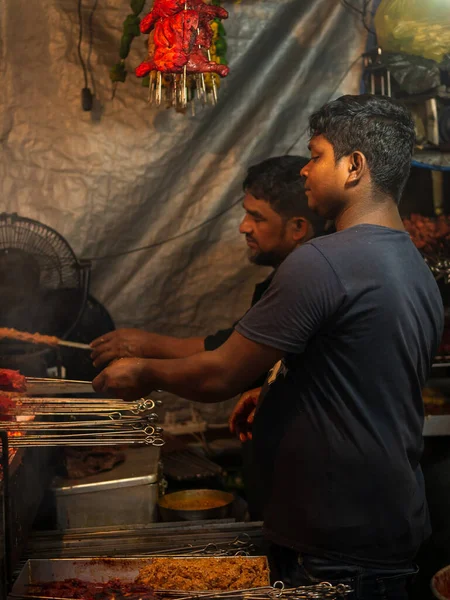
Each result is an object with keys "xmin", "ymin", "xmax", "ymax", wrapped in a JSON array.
[{"xmin": 0, "ymin": 213, "xmax": 91, "ymax": 373}]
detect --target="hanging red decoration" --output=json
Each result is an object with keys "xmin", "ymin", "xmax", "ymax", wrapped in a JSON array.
[{"xmin": 136, "ymin": 0, "xmax": 229, "ymax": 111}]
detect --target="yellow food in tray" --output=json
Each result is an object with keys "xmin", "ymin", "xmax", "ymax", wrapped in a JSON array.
[
  {"xmin": 136, "ymin": 557, "xmax": 270, "ymax": 591},
  {"xmin": 423, "ymin": 387, "xmax": 450, "ymax": 415}
]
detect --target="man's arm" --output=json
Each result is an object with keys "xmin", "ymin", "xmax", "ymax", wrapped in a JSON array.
[
  {"xmin": 92, "ymin": 331, "xmax": 283, "ymax": 402},
  {"xmin": 90, "ymin": 329, "xmax": 205, "ymax": 368},
  {"xmin": 93, "ymin": 244, "xmax": 344, "ymax": 401}
]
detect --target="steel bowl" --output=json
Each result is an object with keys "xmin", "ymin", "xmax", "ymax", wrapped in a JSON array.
[{"xmin": 158, "ymin": 489, "xmax": 234, "ymax": 522}]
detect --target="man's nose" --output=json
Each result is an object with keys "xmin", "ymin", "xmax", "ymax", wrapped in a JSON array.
[
  {"xmin": 239, "ymin": 216, "xmax": 252, "ymax": 234},
  {"xmin": 300, "ymin": 164, "xmax": 308, "ymax": 178}
]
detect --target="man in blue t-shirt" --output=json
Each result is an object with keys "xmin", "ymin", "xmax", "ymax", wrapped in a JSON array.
[{"xmin": 94, "ymin": 95, "xmax": 444, "ymax": 599}]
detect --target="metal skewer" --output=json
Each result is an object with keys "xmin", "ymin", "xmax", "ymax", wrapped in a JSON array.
[{"xmin": 57, "ymin": 340, "xmax": 91, "ymax": 350}]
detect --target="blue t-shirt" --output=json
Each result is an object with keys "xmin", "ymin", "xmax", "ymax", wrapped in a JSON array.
[{"xmin": 235, "ymin": 224, "xmax": 444, "ymax": 567}]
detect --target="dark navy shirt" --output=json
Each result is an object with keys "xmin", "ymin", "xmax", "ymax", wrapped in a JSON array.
[{"xmin": 235, "ymin": 225, "xmax": 444, "ymax": 567}]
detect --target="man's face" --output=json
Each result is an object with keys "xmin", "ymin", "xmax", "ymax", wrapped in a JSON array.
[
  {"xmin": 239, "ymin": 193, "xmax": 301, "ymax": 267},
  {"xmin": 301, "ymin": 134, "xmax": 349, "ymax": 219}
]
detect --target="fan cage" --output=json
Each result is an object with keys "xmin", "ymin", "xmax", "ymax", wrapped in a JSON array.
[
  {"xmin": 0, "ymin": 213, "xmax": 91, "ymax": 349},
  {"xmin": 0, "ymin": 213, "xmax": 83, "ymax": 290}
]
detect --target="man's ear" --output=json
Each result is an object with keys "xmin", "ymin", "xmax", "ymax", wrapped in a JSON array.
[
  {"xmin": 346, "ymin": 151, "xmax": 366, "ymax": 186},
  {"xmin": 289, "ymin": 216, "xmax": 309, "ymax": 242}
]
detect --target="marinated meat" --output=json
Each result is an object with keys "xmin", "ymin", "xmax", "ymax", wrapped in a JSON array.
[
  {"xmin": 403, "ymin": 214, "xmax": 450, "ymax": 253},
  {"xmin": 135, "ymin": 557, "xmax": 270, "ymax": 591},
  {"xmin": 0, "ymin": 394, "xmax": 17, "ymax": 413},
  {"xmin": 0, "ymin": 327, "xmax": 59, "ymax": 347},
  {"xmin": 27, "ymin": 578, "xmax": 155, "ymax": 600},
  {"xmin": 136, "ymin": 0, "xmax": 229, "ymax": 77},
  {"xmin": 139, "ymin": 10, "xmax": 199, "ymax": 74},
  {"xmin": 0, "ymin": 369, "xmax": 27, "ymax": 393},
  {"xmin": 140, "ymin": 0, "xmax": 188, "ymax": 33}
]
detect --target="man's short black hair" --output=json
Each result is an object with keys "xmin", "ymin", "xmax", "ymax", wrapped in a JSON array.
[
  {"xmin": 309, "ymin": 94, "xmax": 415, "ymax": 204},
  {"xmin": 243, "ymin": 155, "xmax": 326, "ymax": 235}
]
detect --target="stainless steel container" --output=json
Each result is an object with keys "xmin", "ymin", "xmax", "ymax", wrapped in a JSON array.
[
  {"xmin": 11, "ymin": 556, "xmax": 271, "ymax": 595},
  {"xmin": 158, "ymin": 489, "xmax": 234, "ymax": 522},
  {"xmin": 50, "ymin": 446, "xmax": 160, "ymax": 529}
]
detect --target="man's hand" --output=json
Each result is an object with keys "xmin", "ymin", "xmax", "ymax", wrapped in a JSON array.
[
  {"xmin": 229, "ymin": 387, "xmax": 261, "ymax": 442},
  {"xmin": 92, "ymin": 357, "xmax": 151, "ymax": 400},
  {"xmin": 91, "ymin": 329, "xmax": 150, "ymax": 368}
]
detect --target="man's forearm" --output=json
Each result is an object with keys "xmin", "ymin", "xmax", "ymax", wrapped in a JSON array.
[
  {"xmin": 142, "ymin": 334, "xmax": 205, "ymax": 359},
  {"xmin": 140, "ymin": 352, "xmax": 237, "ymax": 402},
  {"xmin": 93, "ymin": 332, "xmax": 284, "ymax": 403}
]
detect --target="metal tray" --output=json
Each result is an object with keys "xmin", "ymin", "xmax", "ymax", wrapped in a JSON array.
[
  {"xmin": 423, "ymin": 414, "xmax": 450, "ymax": 436},
  {"xmin": 11, "ymin": 556, "xmax": 270, "ymax": 595},
  {"xmin": 26, "ymin": 379, "xmax": 94, "ymax": 396}
]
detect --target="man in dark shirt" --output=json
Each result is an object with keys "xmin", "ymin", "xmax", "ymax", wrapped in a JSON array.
[
  {"xmin": 93, "ymin": 95, "xmax": 444, "ymax": 599},
  {"xmin": 91, "ymin": 155, "xmax": 324, "ymax": 370},
  {"xmin": 91, "ymin": 155, "xmax": 325, "ymax": 520}
]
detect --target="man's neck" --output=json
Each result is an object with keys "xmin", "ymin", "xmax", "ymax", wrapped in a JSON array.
[{"xmin": 335, "ymin": 196, "xmax": 404, "ymax": 232}]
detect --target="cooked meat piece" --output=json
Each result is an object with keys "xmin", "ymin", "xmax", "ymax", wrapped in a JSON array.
[
  {"xmin": 140, "ymin": 0, "xmax": 189, "ymax": 33},
  {"xmin": 135, "ymin": 557, "xmax": 270, "ymax": 591},
  {"xmin": 136, "ymin": 0, "xmax": 229, "ymax": 77},
  {"xmin": 187, "ymin": 50, "xmax": 229, "ymax": 76},
  {"xmin": 0, "ymin": 369, "xmax": 27, "ymax": 393},
  {"xmin": 137, "ymin": 11, "xmax": 198, "ymax": 76},
  {"xmin": 0, "ymin": 327, "xmax": 59, "ymax": 347}
]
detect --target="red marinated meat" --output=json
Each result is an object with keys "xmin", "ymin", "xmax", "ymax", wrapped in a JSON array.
[
  {"xmin": 27, "ymin": 579, "xmax": 155, "ymax": 600},
  {"xmin": 136, "ymin": 0, "xmax": 229, "ymax": 77},
  {"xmin": 0, "ymin": 395, "xmax": 16, "ymax": 413},
  {"xmin": 0, "ymin": 369, "xmax": 27, "ymax": 393}
]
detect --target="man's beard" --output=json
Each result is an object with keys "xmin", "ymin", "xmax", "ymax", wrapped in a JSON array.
[{"xmin": 248, "ymin": 248, "xmax": 281, "ymax": 267}]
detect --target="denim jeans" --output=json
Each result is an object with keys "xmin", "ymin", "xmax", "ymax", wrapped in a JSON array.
[{"xmin": 268, "ymin": 544, "xmax": 418, "ymax": 600}]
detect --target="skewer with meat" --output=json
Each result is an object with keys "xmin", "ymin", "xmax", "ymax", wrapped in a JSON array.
[
  {"xmin": 0, "ymin": 369, "xmax": 27, "ymax": 393},
  {"xmin": 140, "ymin": 0, "xmax": 187, "ymax": 33},
  {"xmin": 137, "ymin": 10, "xmax": 199, "ymax": 75},
  {"xmin": 136, "ymin": 0, "xmax": 229, "ymax": 78},
  {"xmin": 0, "ymin": 327, "xmax": 59, "ymax": 347},
  {"xmin": 0, "ymin": 394, "xmax": 17, "ymax": 423}
]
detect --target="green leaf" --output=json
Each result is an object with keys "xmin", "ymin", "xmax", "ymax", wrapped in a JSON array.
[
  {"xmin": 130, "ymin": 0, "xmax": 146, "ymax": 15},
  {"xmin": 123, "ymin": 14, "xmax": 141, "ymax": 37},
  {"xmin": 110, "ymin": 62, "xmax": 127, "ymax": 83},
  {"xmin": 215, "ymin": 38, "xmax": 227, "ymax": 54},
  {"xmin": 214, "ymin": 19, "xmax": 226, "ymax": 36},
  {"xmin": 119, "ymin": 34, "xmax": 133, "ymax": 59},
  {"xmin": 141, "ymin": 75, "xmax": 150, "ymax": 87}
]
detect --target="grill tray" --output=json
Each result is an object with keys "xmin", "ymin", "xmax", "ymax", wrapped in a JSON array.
[{"xmin": 11, "ymin": 556, "xmax": 270, "ymax": 596}]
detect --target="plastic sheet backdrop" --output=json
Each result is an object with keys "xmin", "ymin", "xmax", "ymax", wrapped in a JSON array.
[{"xmin": 0, "ymin": 0, "xmax": 367, "ymax": 420}]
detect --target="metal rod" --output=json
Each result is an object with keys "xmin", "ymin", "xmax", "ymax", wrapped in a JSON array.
[
  {"xmin": 206, "ymin": 50, "xmax": 218, "ymax": 105},
  {"xmin": 57, "ymin": 340, "xmax": 91, "ymax": 350},
  {"xmin": 156, "ymin": 71, "xmax": 162, "ymax": 106},
  {"xmin": 0, "ymin": 431, "xmax": 12, "ymax": 594},
  {"xmin": 149, "ymin": 70, "xmax": 156, "ymax": 103},
  {"xmin": 26, "ymin": 377, "xmax": 91, "ymax": 384},
  {"xmin": 8, "ymin": 436, "xmax": 164, "ymax": 447}
]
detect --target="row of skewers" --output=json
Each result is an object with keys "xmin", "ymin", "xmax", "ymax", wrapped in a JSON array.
[{"xmin": 0, "ymin": 327, "xmax": 164, "ymax": 447}]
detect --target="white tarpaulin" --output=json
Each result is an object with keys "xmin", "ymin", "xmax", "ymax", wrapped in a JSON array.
[{"xmin": 0, "ymin": 0, "xmax": 367, "ymax": 418}]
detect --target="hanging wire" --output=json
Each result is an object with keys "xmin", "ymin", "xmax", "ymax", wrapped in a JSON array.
[
  {"xmin": 340, "ymin": 0, "xmax": 376, "ymax": 35},
  {"xmin": 87, "ymin": 0, "xmax": 99, "ymax": 93},
  {"xmin": 83, "ymin": 196, "xmax": 243, "ymax": 262},
  {"xmin": 77, "ymin": 0, "xmax": 89, "ymax": 88}
]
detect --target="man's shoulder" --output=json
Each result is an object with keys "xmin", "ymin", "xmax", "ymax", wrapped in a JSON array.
[{"xmin": 277, "ymin": 238, "xmax": 342, "ymax": 286}]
